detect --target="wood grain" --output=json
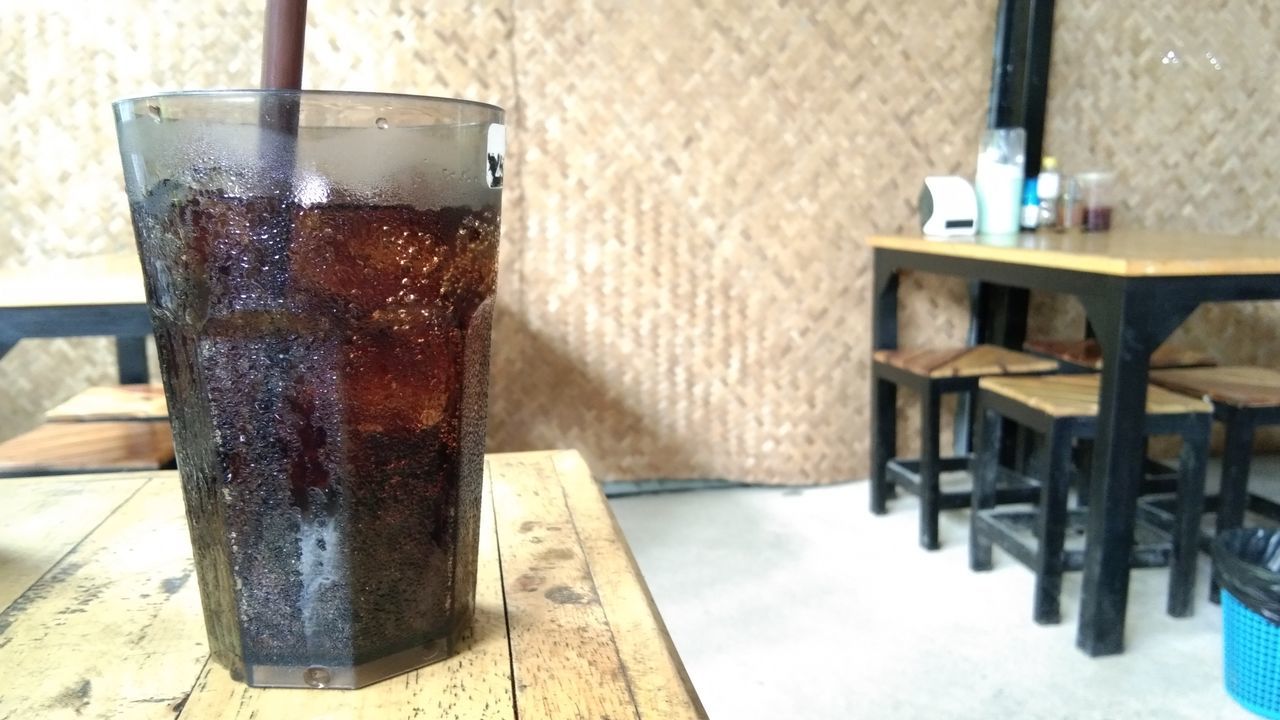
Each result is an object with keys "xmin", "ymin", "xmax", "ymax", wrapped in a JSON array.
[
  {"xmin": 873, "ymin": 344, "xmax": 1057, "ymax": 379},
  {"xmin": 869, "ymin": 231, "xmax": 1280, "ymax": 277},
  {"xmin": 0, "ymin": 253, "xmax": 146, "ymax": 308},
  {"xmin": 1151, "ymin": 366, "xmax": 1280, "ymax": 409},
  {"xmin": 1024, "ymin": 338, "xmax": 1216, "ymax": 370},
  {"xmin": 0, "ymin": 421, "xmax": 173, "ymax": 475},
  {"xmin": 46, "ymin": 384, "xmax": 169, "ymax": 422},
  {"xmin": 551, "ymin": 451, "xmax": 708, "ymax": 720},
  {"xmin": 490, "ymin": 452, "xmax": 642, "ymax": 720},
  {"xmin": 0, "ymin": 475, "xmax": 208, "ymax": 719},
  {"xmin": 980, "ymin": 374, "xmax": 1212, "ymax": 418},
  {"xmin": 0, "ymin": 453, "xmax": 699, "ymax": 719},
  {"xmin": 0, "ymin": 474, "xmax": 147, "ymax": 611},
  {"xmin": 176, "ymin": 473, "xmax": 515, "ymax": 720}
]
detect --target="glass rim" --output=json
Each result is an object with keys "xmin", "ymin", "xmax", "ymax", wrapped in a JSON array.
[{"xmin": 112, "ymin": 89, "xmax": 503, "ymax": 116}]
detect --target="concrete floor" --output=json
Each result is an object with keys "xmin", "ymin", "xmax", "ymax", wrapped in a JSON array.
[{"xmin": 610, "ymin": 457, "xmax": 1280, "ymax": 720}]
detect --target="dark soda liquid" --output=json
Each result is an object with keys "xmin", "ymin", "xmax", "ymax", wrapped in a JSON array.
[{"xmin": 130, "ymin": 186, "xmax": 499, "ymax": 681}]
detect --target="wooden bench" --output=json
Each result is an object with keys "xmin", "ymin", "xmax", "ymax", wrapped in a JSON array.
[
  {"xmin": 871, "ymin": 345, "xmax": 1058, "ymax": 550},
  {"xmin": 45, "ymin": 384, "xmax": 168, "ymax": 422},
  {"xmin": 971, "ymin": 374, "xmax": 1211, "ymax": 625},
  {"xmin": 1144, "ymin": 367, "xmax": 1280, "ymax": 575},
  {"xmin": 0, "ymin": 450, "xmax": 705, "ymax": 719},
  {"xmin": 0, "ymin": 421, "xmax": 174, "ymax": 477}
]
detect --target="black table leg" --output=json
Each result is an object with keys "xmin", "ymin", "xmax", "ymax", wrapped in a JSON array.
[
  {"xmin": 116, "ymin": 336, "xmax": 150, "ymax": 384},
  {"xmin": 870, "ymin": 255, "xmax": 899, "ymax": 512},
  {"xmin": 1076, "ymin": 284, "xmax": 1197, "ymax": 656}
]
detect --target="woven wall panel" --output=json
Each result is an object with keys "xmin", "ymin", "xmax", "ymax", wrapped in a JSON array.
[
  {"xmin": 499, "ymin": 1, "xmax": 994, "ymax": 481},
  {"xmin": 6, "ymin": 1, "xmax": 1269, "ymax": 484},
  {"xmin": 1033, "ymin": 0, "xmax": 1280, "ymax": 451}
]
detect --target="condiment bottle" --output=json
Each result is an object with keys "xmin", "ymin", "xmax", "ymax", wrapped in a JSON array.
[{"xmin": 1036, "ymin": 156, "xmax": 1060, "ymax": 228}]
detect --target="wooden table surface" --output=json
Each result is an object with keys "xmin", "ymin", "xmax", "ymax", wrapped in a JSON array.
[
  {"xmin": 0, "ymin": 450, "xmax": 706, "ymax": 719},
  {"xmin": 869, "ymin": 230, "xmax": 1280, "ymax": 277},
  {"xmin": 0, "ymin": 252, "xmax": 146, "ymax": 308}
]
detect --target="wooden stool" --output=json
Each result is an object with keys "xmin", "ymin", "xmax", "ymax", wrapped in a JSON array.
[
  {"xmin": 0, "ymin": 421, "xmax": 175, "ymax": 477},
  {"xmin": 1144, "ymin": 366, "xmax": 1280, "ymax": 548},
  {"xmin": 970, "ymin": 374, "xmax": 1211, "ymax": 625},
  {"xmin": 1024, "ymin": 338, "xmax": 1216, "ymax": 372},
  {"xmin": 871, "ymin": 345, "xmax": 1058, "ymax": 550},
  {"xmin": 1024, "ymin": 338, "xmax": 1215, "ymax": 496},
  {"xmin": 45, "ymin": 384, "xmax": 168, "ymax": 422}
]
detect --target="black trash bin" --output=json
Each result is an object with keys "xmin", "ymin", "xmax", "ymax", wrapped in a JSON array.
[{"xmin": 1214, "ymin": 528, "xmax": 1280, "ymax": 719}]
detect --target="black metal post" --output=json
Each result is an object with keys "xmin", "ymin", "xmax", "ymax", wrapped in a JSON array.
[
  {"xmin": 870, "ymin": 255, "xmax": 900, "ymax": 514},
  {"xmin": 116, "ymin": 336, "xmax": 150, "ymax": 384},
  {"xmin": 988, "ymin": 0, "xmax": 1055, "ymax": 175}
]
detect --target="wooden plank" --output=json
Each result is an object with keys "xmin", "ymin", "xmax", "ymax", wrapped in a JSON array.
[
  {"xmin": 930, "ymin": 345, "xmax": 1056, "ymax": 378},
  {"xmin": 176, "ymin": 472, "xmax": 515, "ymax": 719},
  {"xmin": 46, "ymin": 384, "xmax": 169, "ymax": 422},
  {"xmin": 0, "ymin": 421, "xmax": 174, "ymax": 475},
  {"xmin": 1025, "ymin": 338, "xmax": 1216, "ymax": 370},
  {"xmin": 874, "ymin": 345, "xmax": 1056, "ymax": 378},
  {"xmin": 0, "ymin": 474, "xmax": 148, "ymax": 612},
  {"xmin": 867, "ymin": 232, "xmax": 1280, "ymax": 277},
  {"xmin": 980, "ymin": 374, "xmax": 1212, "ymax": 418},
  {"xmin": 489, "ymin": 452, "xmax": 641, "ymax": 720},
  {"xmin": 0, "ymin": 474, "xmax": 208, "ymax": 719},
  {"xmin": 551, "ymin": 450, "xmax": 708, "ymax": 720},
  {"xmin": 1152, "ymin": 366, "xmax": 1280, "ymax": 408},
  {"xmin": 0, "ymin": 253, "xmax": 146, "ymax": 309}
]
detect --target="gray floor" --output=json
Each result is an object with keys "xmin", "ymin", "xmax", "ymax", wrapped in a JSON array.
[{"xmin": 610, "ymin": 456, "xmax": 1280, "ymax": 720}]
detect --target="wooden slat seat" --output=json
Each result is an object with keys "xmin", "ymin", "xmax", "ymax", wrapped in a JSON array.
[
  {"xmin": 873, "ymin": 344, "xmax": 1058, "ymax": 378},
  {"xmin": 1150, "ymin": 366, "xmax": 1280, "ymax": 409},
  {"xmin": 0, "ymin": 421, "xmax": 174, "ymax": 476},
  {"xmin": 980, "ymin": 374, "xmax": 1211, "ymax": 418},
  {"xmin": 45, "ymin": 384, "xmax": 168, "ymax": 422},
  {"xmin": 1024, "ymin": 338, "xmax": 1216, "ymax": 370}
]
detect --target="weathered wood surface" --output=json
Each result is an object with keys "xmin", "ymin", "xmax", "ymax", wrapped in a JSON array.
[
  {"xmin": 1152, "ymin": 366, "xmax": 1280, "ymax": 409},
  {"xmin": 873, "ymin": 344, "xmax": 1057, "ymax": 379},
  {"xmin": 0, "ymin": 451, "xmax": 704, "ymax": 719},
  {"xmin": 46, "ymin": 384, "xmax": 169, "ymax": 422},
  {"xmin": 0, "ymin": 421, "xmax": 174, "ymax": 475},
  {"xmin": 980, "ymin": 374, "xmax": 1213, "ymax": 418}
]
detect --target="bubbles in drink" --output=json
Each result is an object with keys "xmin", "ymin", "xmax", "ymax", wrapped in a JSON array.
[{"xmin": 131, "ymin": 185, "xmax": 500, "ymax": 676}]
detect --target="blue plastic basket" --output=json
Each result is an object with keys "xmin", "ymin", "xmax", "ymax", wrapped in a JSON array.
[{"xmin": 1224, "ymin": 590, "xmax": 1280, "ymax": 719}]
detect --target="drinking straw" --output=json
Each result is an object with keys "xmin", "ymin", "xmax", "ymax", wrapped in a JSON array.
[{"xmin": 261, "ymin": 0, "xmax": 307, "ymax": 90}]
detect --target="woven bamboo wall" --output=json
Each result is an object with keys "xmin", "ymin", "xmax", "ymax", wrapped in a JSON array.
[
  {"xmin": 0, "ymin": 1, "xmax": 1274, "ymax": 484},
  {"xmin": 1031, "ymin": 0, "xmax": 1280, "ymax": 451}
]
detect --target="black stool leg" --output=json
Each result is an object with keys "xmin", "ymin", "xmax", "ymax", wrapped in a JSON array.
[
  {"xmin": 1170, "ymin": 415, "xmax": 1210, "ymax": 617},
  {"xmin": 1074, "ymin": 439, "xmax": 1094, "ymax": 508},
  {"xmin": 1034, "ymin": 422, "xmax": 1072, "ymax": 625},
  {"xmin": 1211, "ymin": 410, "xmax": 1255, "ymax": 602},
  {"xmin": 870, "ymin": 375, "xmax": 897, "ymax": 515},
  {"xmin": 919, "ymin": 387, "xmax": 942, "ymax": 550},
  {"xmin": 970, "ymin": 405, "xmax": 1002, "ymax": 571}
]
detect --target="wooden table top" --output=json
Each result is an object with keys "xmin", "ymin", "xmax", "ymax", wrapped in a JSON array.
[
  {"xmin": 0, "ymin": 450, "xmax": 706, "ymax": 719},
  {"xmin": 868, "ymin": 231, "xmax": 1280, "ymax": 277},
  {"xmin": 0, "ymin": 252, "xmax": 146, "ymax": 308}
]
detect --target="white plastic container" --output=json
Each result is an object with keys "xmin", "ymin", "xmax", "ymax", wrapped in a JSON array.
[{"xmin": 974, "ymin": 128, "xmax": 1026, "ymax": 235}]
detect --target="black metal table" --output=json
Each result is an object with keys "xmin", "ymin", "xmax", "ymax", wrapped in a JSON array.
[
  {"xmin": 0, "ymin": 253, "xmax": 151, "ymax": 383},
  {"xmin": 869, "ymin": 230, "xmax": 1280, "ymax": 656}
]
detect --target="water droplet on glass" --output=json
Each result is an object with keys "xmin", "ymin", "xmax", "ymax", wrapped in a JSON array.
[
  {"xmin": 148, "ymin": 105, "xmax": 162, "ymax": 122},
  {"xmin": 375, "ymin": 117, "xmax": 389, "ymax": 129}
]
